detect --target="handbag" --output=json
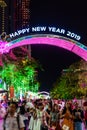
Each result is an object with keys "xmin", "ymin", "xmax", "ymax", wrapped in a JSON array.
[
  {"xmin": 62, "ymin": 124, "xmax": 69, "ymax": 130},
  {"xmin": 41, "ymin": 124, "xmax": 48, "ymax": 130}
]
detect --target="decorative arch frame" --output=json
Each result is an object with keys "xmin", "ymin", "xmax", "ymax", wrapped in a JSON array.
[
  {"xmin": 0, "ymin": 34, "xmax": 87, "ymax": 61},
  {"xmin": 38, "ymin": 91, "xmax": 49, "ymax": 95}
]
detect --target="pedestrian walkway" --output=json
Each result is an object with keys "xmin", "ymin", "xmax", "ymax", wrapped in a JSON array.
[{"xmin": 0, "ymin": 119, "xmax": 3, "ymax": 130}]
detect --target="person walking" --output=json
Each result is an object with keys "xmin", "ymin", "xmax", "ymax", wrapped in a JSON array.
[
  {"xmin": 61, "ymin": 101, "xmax": 74, "ymax": 130},
  {"xmin": 3, "ymin": 101, "xmax": 25, "ymax": 130},
  {"xmin": 72, "ymin": 102, "xmax": 84, "ymax": 130}
]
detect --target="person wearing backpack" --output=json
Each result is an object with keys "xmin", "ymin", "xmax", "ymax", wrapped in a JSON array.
[{"xmin": 3, "ymin": 101, "xmax": 25, "ymax": 130}]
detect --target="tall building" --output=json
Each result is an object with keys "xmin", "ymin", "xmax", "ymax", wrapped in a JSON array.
[
  {"xmin": 12, "ymin": 0, "xmax": 31, "ymax": 58},
  {"xmin": 0, "ymin": 0, "xmax": 30, "ymax": 34},
  {"xmin": 13, "ymin": 0, "xmax": 30, "ymax": 31},
  {"xmin": 0, "ymin": 0, "xmax": 7, "ymax": 33},
  {"xmin": 0, "ymin": 0, "xmax": 31, "ymax": 61}
]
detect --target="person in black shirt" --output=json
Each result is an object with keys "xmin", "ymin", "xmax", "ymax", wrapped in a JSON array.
[
  {"xmin": 72, "ymin": 102, "xmax": 84, "ymax": 130},
  {"xmin": 46, "ymin": 103, "xmax": 52, "ymax": 124}
]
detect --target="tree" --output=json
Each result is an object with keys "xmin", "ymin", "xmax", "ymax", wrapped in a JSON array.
[
  {"xmin": 0, "ymin": 57, "xmax": 40, "ymax": 97},
  {"xmin": 0, "ymin": 44, "xmax": 43, "ymax": 98},
  {"xmin": 50, "ymin": 59, "xmax": 87, "ymax": 99}
]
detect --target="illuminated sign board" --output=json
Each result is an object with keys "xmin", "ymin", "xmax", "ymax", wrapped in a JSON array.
[
  {"xmin": 0, "ymin": 26, "xmax": 87, "ymax": 61},
  {"xmin": 9, "ymin": 26, "xmax": 81, "ymax": 41}
]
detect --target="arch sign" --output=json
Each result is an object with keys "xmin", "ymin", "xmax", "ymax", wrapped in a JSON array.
[
  {"xmin": 0, "ymin": 26, "xmax": 87, "ymax": 61},
  {"xmin": 38, "ymin": 91, "xmax": 50, "ymax": 99}
]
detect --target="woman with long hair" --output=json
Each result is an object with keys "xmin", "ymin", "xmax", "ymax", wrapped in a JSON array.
[
  {"xmin": 60, "ymin": 101, "xmax": 74, "ymax": 130},
  {"xmin": 50, "ymin": 104, "xmax": 61, "ymax": 130}
]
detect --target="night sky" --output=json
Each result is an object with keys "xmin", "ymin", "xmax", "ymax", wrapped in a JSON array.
[{"xmin": 28, "ymin": 0, "xmax": 87, "ymax": 92}]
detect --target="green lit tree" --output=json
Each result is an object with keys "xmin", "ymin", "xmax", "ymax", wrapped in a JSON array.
[
  {"xmin": 50, "ymin": 73, "xmax": 77, "ymax": 99},
  {"xmin": 0, "ymin": 44, "xmax": 42, "ymax": 98},
  {"xmin": 0, "ymin": 57, "xmax": 40, "ymax": 96},
  {"xmin": 50, "ymin": 59, "xmax": 87, "ymax": 99}
]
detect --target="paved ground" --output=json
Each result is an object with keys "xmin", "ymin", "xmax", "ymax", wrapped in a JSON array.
[
  {"xmin": 0, "ymin": 119, "xmax": 3, "ymax": 130},
  {"xmin": 0, "ymin": 119, "xmax": 86, "ymax": 130}
]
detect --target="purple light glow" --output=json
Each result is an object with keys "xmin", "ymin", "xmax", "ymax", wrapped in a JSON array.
[
  {"xmin": 0, "ymin": 40, "xmax": 10, "ymax": 54},
  {"xmin": 9, "ymin": 37, "xmax": 74, "ymax": 51},
  {"xmin": 0, "ymin": 37, "xmax": 87, "ymax": 61},
  {"xmin": 71, "ymin": 44, "xmax": 87, "ymax": 61}
]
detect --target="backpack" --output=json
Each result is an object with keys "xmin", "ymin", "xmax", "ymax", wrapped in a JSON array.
[{"xmin": 3, "ymin": 112, "xmax": 20, "ymax": 130}]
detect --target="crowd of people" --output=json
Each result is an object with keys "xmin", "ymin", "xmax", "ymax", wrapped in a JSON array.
[{"xmin": 0, "ymin": 97, "xmax": 87, "ymax": 130}]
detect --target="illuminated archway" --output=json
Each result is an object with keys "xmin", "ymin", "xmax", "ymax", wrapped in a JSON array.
[
  {"xmin": 0, "ymin": 34, "xmax": 87, "ymax": 61},
  {"xmin": 38, "ymin": 91, "xmax": 49, "ymax": 95},
  {"xmin": 38, "ymin": 91, "xmax": 50, "ymax": 99}
]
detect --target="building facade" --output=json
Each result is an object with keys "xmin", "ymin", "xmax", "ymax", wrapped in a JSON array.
[
  {"xmin": 13, "ymin": 0, "xmax": 30, "ymax": 31},
  {"xmin": 0, "ymin": 0, "xmax": 30, "ymax": 34}
]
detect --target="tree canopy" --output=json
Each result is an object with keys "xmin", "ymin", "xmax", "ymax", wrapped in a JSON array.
[{"xmin": 50, "ymin": 59, "xmax": 87, "ymax": 99}]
